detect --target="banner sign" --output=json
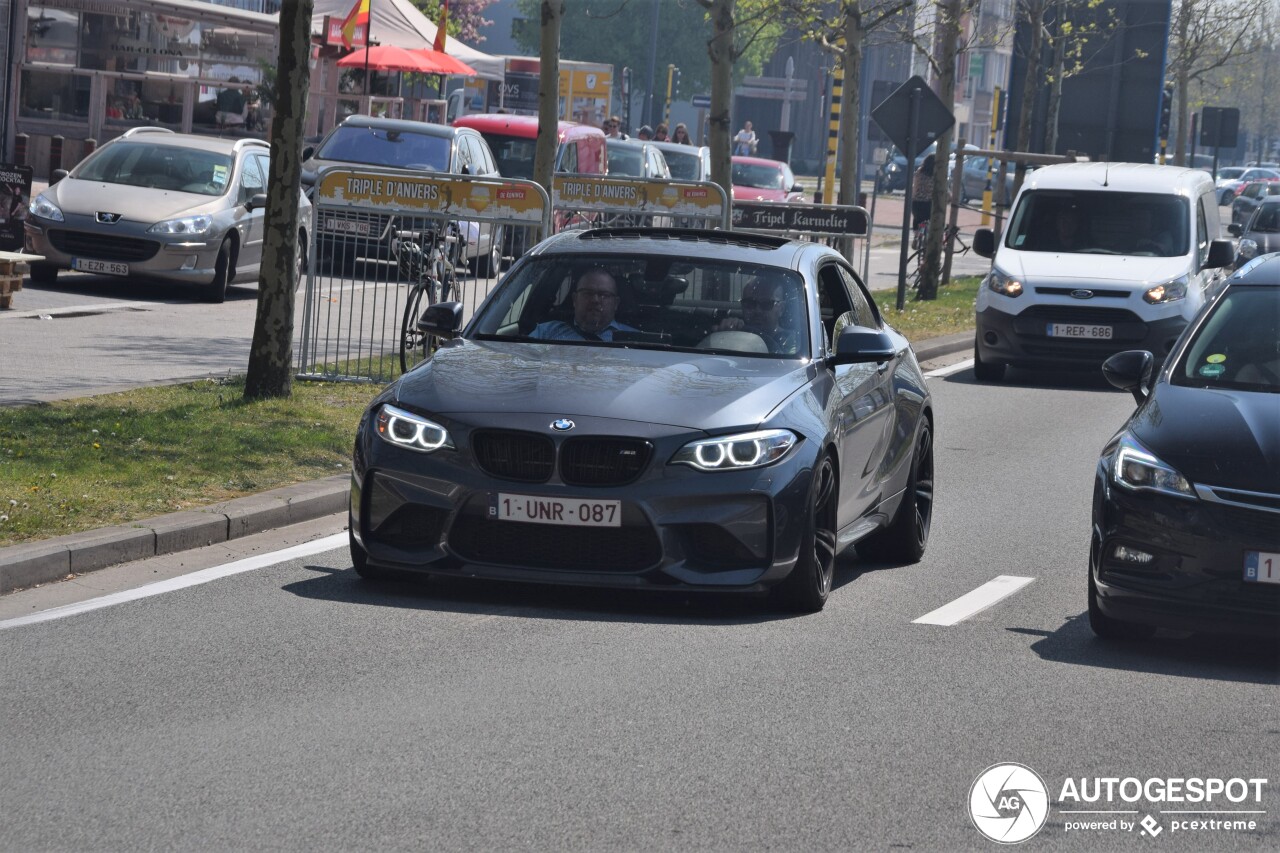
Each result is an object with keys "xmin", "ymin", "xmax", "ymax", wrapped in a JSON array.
[
  {"xmin": 552, "ymin": 177, "xmax": 726, "ymax": 218},
  {"xmin": 315, "ymin": 169, "xmax": 547, "ymax": 223},
  {"xmin": 732, "ymin": 202, "xmax": 868, "ymax": 236},
  {"xmin": 0, "ymin": 165, "xmax": 33, "ymax": 251}
]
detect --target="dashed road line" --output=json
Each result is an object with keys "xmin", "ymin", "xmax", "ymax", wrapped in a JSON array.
[{"xmin": 913, "ymin": 575, "xmax": 1035, "ymax": 626}]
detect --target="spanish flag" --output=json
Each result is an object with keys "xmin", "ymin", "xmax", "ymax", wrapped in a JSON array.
[
  {"xmin": 433, "ymin": 0, "xmax": 448, "ymax": 53},
  {"xmin": 341, "ymin": 0, "xmax": 370, "ymax": 49}
]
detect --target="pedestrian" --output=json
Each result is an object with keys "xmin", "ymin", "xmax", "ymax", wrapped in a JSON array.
[
  {"xmin": 653, "ymin": 123, "xmax": 669, "ymax": 142},
  {"xmin": 637, "ymin": 125, "xmax": 654, "ymax": 141},
  {"xmin": 733, "ymin": 120, "xmax": 757, "ymax": 156},
  {"xmin": 604, "ymin": 115, "xmax": 628, "ymax": 139},
  {"xmin": 911, "ymin": 153, "xmax": 935, "ymax": 229},
  {"xmin": 671, "ymin": 123, "xmax": 692, "ymax": 145}
]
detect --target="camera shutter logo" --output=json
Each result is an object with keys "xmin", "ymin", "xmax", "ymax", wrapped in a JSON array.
[{"xmin": 969, "ymin": 763, "xmax": 1050, "ymax": 844}]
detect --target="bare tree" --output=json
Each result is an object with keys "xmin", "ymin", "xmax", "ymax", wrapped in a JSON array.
[
  {"xmin": 243, "ymin": 0, "xmax": 312, "ymax": 400},
  {"xmin": 534, "ymin": 0, "xmax": 564, "ymax": 193}
]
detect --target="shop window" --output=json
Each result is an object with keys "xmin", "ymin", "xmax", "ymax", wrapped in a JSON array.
[
  {"xmin": 26, "ymin": 5, "xmax": 79, "ymax": 65},
  {"xmin": 19, "ymin": 69, "xmax": 89, "ymax": 121}
]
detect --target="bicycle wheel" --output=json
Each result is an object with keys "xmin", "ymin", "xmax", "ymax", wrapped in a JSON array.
[{"xmin": 399, "ymin": 281, "xmax": 435, "ymax": 374}]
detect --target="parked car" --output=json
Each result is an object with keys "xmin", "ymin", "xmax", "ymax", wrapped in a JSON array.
[
  {"xmin": 301, "ymin": 115, "xmax": 503, "ymax": 276},
  {"xmin": 24, "ymin": 127, "xmax": 309, "ymax": 303},
  {"xmin": 1230, "ymin": 179, "xmax": 1280, "ymax": 225},
  {"xmin": 349, "ymin": 227, "xmax": 936, "ymax": 612},
  {"xmin": 1223, "ymin": 167, "xmax": 1280, "ymax": 205},
  {"xmin": 1213, "ymin": 165, "xmax": 1247, "ymax": 205},
  {"xmin": 731, "ymin": 155, "xmax": 805, "ymax": 203},
  {"xmin": 1089, "ymin": 252, "xmax": 1280, "ymax": 639},
  {"xmin": 1227, "ymin": 196, "xmax": 1280, "ymax": 267},
  {"xmin": 971, "ymin": 162, "xmax": 1236, "ymax": 380},
  {"xmin": 605, "ymin": 138, "xmax": 671, "ymax": 179},
  {"xmin": 959, "ymin": 156, "xmax": 1018, "ymax": 205},
  {"xmin": 875, "ymin": 150, "xmax": 910, "ymax": 193},
  {"xmin": 554, "ymin": 124, "xmax": 608, "ymax": 176},
  {"xmin": 651, "ymin": 141, "xmax": 711, "ymax": 182}
]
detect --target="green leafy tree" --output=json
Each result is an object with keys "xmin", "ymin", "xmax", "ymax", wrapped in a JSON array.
[{"xmin": 413, "ymin": 0, "xmax": 499, "ymax": 44}]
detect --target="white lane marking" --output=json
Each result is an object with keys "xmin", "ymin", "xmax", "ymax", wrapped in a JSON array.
[
  {"xmin": 913, "ymin": 575, "xmax": 1036, "ymax": 626},
  {"xmin": 926, "ymin": 358, "xmax": 975, "ymax": 378},
  {"xmin": 0, "ymin": 533, "xmax": 348, "ymax": 631}
]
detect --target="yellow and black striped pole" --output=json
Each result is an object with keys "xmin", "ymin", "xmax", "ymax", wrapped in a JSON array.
[
  {"xmin": 982, "ymin": 85, "xmax": 1001, "ymax": 226},
  {"xmin": 823, "ymin": 63, "xmax": 843, "ymax": 205}
]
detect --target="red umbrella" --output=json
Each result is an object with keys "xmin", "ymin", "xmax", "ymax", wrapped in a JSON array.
[
  {"xmin": 337, "ymin": 44, "xmax": 472, "ymax": 75},
  {"xmin": 407, "ymin": 48, "xmax": 477, "ymax": 77}
]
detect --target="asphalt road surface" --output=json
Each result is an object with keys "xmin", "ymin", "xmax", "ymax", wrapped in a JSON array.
[{"xmin": 3, "ymin": 358, "xmax": 1275, "ymax": 851}]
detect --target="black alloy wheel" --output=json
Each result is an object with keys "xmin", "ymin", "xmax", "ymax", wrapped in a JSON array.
[
  {"xmin": 350, "ymin": 520, "xmax": 397, "ymax": 581},
  {"xmin": 973, "ymin": 336, "xmax": 1006, "ymax": 381},
  {"xmin": 774, "ymin": 453, "xmax": 839, "ymax": 613},
  {"xmin": 1087, "ymin": 536, "xmax": 1156, "ymax": 640},
  {"xmin": 858, "ymin": 420, "xmax": 934, "ymax": 564},
  {"xmin": 205, "ymin": 236, "xmax": 233, "ymax": 303}
]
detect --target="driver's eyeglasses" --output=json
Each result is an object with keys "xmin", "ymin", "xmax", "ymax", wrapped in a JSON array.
[
  {"xmin": 576, "ymin": 289, "xmax": 619, "ymax": 302},
  {"xmin": 740, "ymin": 298, "xmax": 779, "ymax": 309}
]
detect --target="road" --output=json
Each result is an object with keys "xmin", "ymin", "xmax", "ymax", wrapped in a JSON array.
[{"xmin": 2, "ymin": 357, "xmax": 1275, "ymax": 851}]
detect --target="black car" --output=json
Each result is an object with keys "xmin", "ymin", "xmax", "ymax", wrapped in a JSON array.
[
  {"xmin": 1227, "ymin": 196, "xmax": 1280, "ymax": 268},
  {"xmin": 1229, "ymin": 179, "xmax": 1280, "ymax": 225},
  {"xmin": 349, "ymin": 228, "xmax": 936, "ymax": 612},
  {"xmin": 876, "ymin": 151, "xmax": 909, "ymax": 193},
  {"xmin": 301, "ymin": 115, "xmax": 503, "ymax": 276},
  {"xmin": 1090, "ymin": 253, "xmax": 1280, "ymax": 639}
]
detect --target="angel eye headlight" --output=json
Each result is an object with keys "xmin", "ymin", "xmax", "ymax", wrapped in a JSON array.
[
  {"xmin": 671, "ymin": 429, "xmax": 797, "ymax": 472},
  {"xmin": 375, "ymin": 404, "xmax": 453, "ymax": 453},
  {"xmin": 1112, "ymin": 433, "xmax": 1195, "ymax": 498}
]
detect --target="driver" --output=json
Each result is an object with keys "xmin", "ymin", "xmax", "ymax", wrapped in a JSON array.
[
  {"xmin": 715, "ymin": 276, "xmax": 801, "ymax": 354},
  {"xmin": 531, "ymin": 268, "xmax": 636, "ymax": 342}
]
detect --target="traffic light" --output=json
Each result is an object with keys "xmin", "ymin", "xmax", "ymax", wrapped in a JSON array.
[{"xmin": 1159, "ymin": 85, "xmax": 1173, "ymax": 139}]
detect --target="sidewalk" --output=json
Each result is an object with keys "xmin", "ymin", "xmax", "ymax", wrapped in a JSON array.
[{"xmin": 0, "ymin": 331, "xmax": 975, "ymax": 595}]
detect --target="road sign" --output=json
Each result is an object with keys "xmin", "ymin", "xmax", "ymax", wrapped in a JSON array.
[
  {"xmin": 736, "ymin": 87, "xmax": 807, "ymax": 101},
  {"xmin": 1199, "ymin": 107, "xmax": 1239, "ymax": 148},
  {"xmin": 870, "ymin": 75, "xmax": 955, "ymax": 160},
  {"xmin": 732, "ymin": 202, "xmax": 867, "ymax": 236},
  {"xmin": 691, "ymin": 94, "xmax": 711, "ymax": 108}
]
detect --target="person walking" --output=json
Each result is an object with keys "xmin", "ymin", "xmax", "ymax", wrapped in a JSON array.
[
  {"xmin": 733, "ymin": 120, "xmax": 757, "ymax": 156},
  {"xmin": 911, "ymin": 153, "xmax": 936, "ymax": 229},
  {"xmin": 671, "ymin": 123, "xmax": 692, "ymax": 145},
  {"xmin": 653, "ymin": 123, "xmax": 670, "ymax": 142}
]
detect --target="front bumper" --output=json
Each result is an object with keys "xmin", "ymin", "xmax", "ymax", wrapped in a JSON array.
[
  {"xmin": 1093, "ymin": 474, "xmax": 1280, "ymax": 637},
  {"xmin": 24, "ymin": 218, "xmax": 221, "ymax": 284},
  {"xmin": 976, "ymin": 302, "xmax": 1188, "ymax": 370},
  {"xmin": 350, "ymin": 411, "xmax": 818, "ymax": 592}
]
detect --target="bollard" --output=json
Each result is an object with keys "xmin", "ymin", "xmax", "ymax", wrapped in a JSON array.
[
  {"xmin": 14, "ymin": 133, "xmax": 28, "ymax": 166},
  {"xmin": 49, "ymin": 135, "xmax": 64, "ymax": 175},
  {"xmin": 83, "ymin": 137, "xmax": 97, "ymax": 157}
]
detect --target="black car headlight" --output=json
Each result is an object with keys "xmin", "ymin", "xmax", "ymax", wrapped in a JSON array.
[
  {"xmin": 671, "ymin": 429, "xmax": 797, "ymax": 472},
  {"xmin": 1112, "ymin": 433, "xmax": 1195, "ymax": 499},
  {"xmin": 375, "ymin": 404, "xmax": 453, "ymax": 453},
  {"xmin": 988, "ymin": 266, "xmax": 1024, "ymax": 297}
]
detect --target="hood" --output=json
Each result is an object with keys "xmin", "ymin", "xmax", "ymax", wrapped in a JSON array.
[
  {"xmin": 1005, "ymin": 252, "xmax": 1191, "ymax": 285},
  {"xmin": 732, "ymin": 185, "xmax": 790, "ymax": 203},
  {"xmin": 395, "ymin": 339, "xmax": 813, "ymax": 432},
  {"xmin": 1130, "ymin": 383, "xmax": 1280, "ymax": 491},
  {"xmin": 50, "ymin": 178, "xmax": 223, "ymax": 222}
]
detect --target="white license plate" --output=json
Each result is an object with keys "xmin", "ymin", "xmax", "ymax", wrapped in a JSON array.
[
  {"xmin": 490, "ymin": 493, "xmax": 621, "ymax": 528},
  {"xmin": 72, "ymin": 258, "xmax": 128, "ymax": 276},
  {"xmin": 324, "ymin": 218, "xmax": 372, "ymax": 236},
  {"xmin": 1047, "ymin": 323, "xmax": 1112, "ymax": 339},
  {"xmin": 1244, "ymin": 551, "xmax": 1280, "ymax": 585}
]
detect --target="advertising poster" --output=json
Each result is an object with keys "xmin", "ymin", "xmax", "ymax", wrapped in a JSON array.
[{"xmin": 0, "ymin": 164, "xmax": 33, "ymax": 251}]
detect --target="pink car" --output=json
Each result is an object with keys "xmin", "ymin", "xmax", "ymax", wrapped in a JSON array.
[{"xmin": 731, "ymin": 155, "xmax": 805, "ymax": 203}]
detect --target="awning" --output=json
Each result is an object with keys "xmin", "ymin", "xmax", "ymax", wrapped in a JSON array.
[
  {"xmin": 311, "ymin": 0, "xmax": 504, "ymax": 80},
  {"xmin": 138, "ymin": 0, "xmax": 278, "ymax": 35}
]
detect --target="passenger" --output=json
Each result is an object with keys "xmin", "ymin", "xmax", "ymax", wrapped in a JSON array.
[
  {"xmin": 714, "ymin": 276, "xmax": 800, "ymax": 354},
  {"xmin": 1048, "ymin": 205, "xmax": 1087, "ymax": 252},
  {"xmin": 531, "ymin": 268, "xmax": 637, "ymax": 342}
]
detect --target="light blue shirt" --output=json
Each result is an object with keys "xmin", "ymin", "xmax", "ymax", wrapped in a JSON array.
[{"xmin": 529, "ymin": 320, "xmax": 637, "ymax": 342}]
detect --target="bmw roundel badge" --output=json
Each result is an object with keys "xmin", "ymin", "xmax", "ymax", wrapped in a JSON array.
[{"xmin": 551, "ymin": 418, "xmax": 575, "ymax": 431}]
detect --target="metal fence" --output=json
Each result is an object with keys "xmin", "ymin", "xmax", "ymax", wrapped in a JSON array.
[{"xmin": 296, "ymin": 167, "xmax": 550, "ymax": 384}]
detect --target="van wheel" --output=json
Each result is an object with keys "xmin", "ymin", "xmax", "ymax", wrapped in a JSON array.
[{"xmin": 973, "ymin": 336, "xmax": 1005, "ymax": 381}]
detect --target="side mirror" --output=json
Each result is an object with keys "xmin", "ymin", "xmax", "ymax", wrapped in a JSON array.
[
  {"xmin": 301, "ymin": 146, "xmax": 315, "ymax": 161},
  {"xmin": 829, "ymin": 326, "xmax": 896, "ymax": 366},
  {"xmin": 1102, "ymin": 350, "xmax": 1154, "ymax": 405},
  {"xmin": 417, "ymin": 301, "xmax": 463, "ymax": 340},
  {"xmin": 246, "ymin": 192, "xmax": 268, "ymax": 211},
  {"xmin": 50, "ymin": 168, "xmax": 69, "ymax": 186},
  {"xmin": 790, "ymin": 183, "xmax": 804, "ymax": 194},
  {"xmin": 1227, "ymin": 222, "xmax": 1243, "ymax": 237},
  {"xmin": 1205, "ymin": 238, "xmax": 1235, "ymax": 269},
  {"xmin": 973, "ymin": 228, "xmax": 996, "ymax": 259}
]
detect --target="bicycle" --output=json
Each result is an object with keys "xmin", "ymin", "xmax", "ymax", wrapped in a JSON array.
[
  {"xmin": 907, "ymin": 222, "xmax": 969, "ymax": 292},
  {"xmin": 397, "ymin": 222, "xmax": 462, "ymax": 374}
]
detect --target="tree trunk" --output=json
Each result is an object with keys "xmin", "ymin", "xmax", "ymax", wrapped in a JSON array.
[
  {"xmin": 837, "ymin": 10, "xmax": 864, "ymax": 207},
  {"xmin": 1013, "ymin": 0, "xmax": 1046, "ymax": 198},
  {"xmin": 243, "ymin": 0, "xmax": 312, "ymax": 400},
  {"xmin": 1045, "ymin": 0, "xmax": 1066, "ymax": 154},
  {"xmin": 1172, "ymin": 0, "xmax": 1191, "ymax": 166},
  {"xmin": 918, "ymin": 0, "xmax": 961, "ymax": 301},
  {"xmin": 534, "ymin": 0, "xmax": 564, "ymax": 194},
  {"xmin": 706, "ymin": 0, "xmax": 736, "ymax": 200}
]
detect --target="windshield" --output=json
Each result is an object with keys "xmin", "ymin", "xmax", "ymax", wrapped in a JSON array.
[
  {"xmin": 663, "ymin": 150, "xmax": 702, "ymax": 181},
  {"xmin": 75, "ymin": 142, "xmax": 234, "ymax": 195},
  {"xmin": 1005, "ymin": 190, "xmax": 1190, "ymax": 257},
  {"xmin": 316, "ymin": 126, "xmax": 450, "ymax": 171},
  {"xmin": 483, "ymin": 133, "xmax": 535, "ymax": 179},
  {"xmin": 1250, "ymin": 204, "xmax": 1280, "ymax": 233},
  {"xmin": 470, "ymin": 255, "xmax": 810, "ymax": 358},
  {"xmin": 1173, "ymin": 286, "xmax": 1279, "ymax": 393},
  {"xmin": 607, "ymin": 147, "xmax": 643, "ymax": 177},
  {"xmin": 733, "ymin": 162, "xmax": 786, "ymax": 190}
]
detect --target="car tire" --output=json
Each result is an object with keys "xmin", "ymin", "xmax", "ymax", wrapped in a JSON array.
[
  {"xmin": 205, "ymin": 237, "xmax": 233, "ymax": 303},
  {"xmin": 858, "ymin": 420, "xmax": 934, "ymax": 565},
  {"xmin": 1088, "ymin": 538, "xmax": 1156, "ymax": 640},
  {"xmin": 973, "ymin": 336, "xmax": 1006, "ymax": 381},
  {"xmin": 773, "ymin": 452, "xmax": 838, "ymax": 613},
  {"xmin": 29, "ymin": 263, "xmax": 58, "ymax": 286},
  {"xmin": 350, "ymin": 523, "xmax": 397, "ymax": 581},
  {"xmin": 471, "ymin": 226, "xmax": 501, "ymax": 278},
  {"xmin": 1219, "ymin": 189, "xmax": 1232, "ymax": 206},
  {"xmin": 294, "ymin": 231, "xmax": 307, "ymax": 292}
]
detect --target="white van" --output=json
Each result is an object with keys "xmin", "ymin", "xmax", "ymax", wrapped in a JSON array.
[{"xmin": 971, "ymin": 163, "xmax": 1236, "ymax": 380}]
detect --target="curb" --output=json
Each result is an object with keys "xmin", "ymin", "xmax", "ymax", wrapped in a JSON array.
[{"xmin": 0, "ymin": 332, "xmax": 975, "ymax": 595}]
